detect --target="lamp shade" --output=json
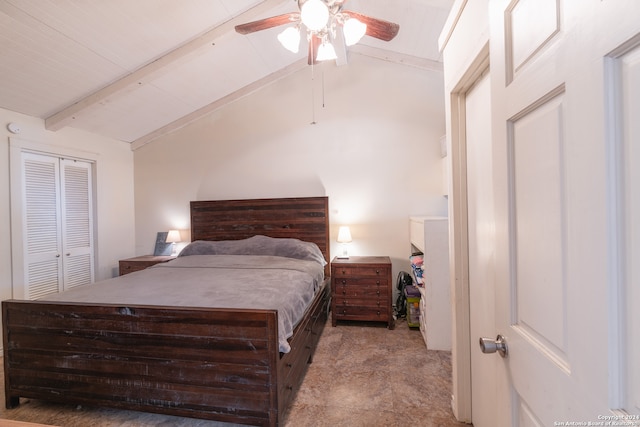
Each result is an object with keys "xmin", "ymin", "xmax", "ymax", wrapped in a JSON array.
[
  {"xmin": 166, "ymin": 230, "xmax": 181, "ymax": 243},
  {"xmin": 337, "ymin": 226, "xmax": 352, "ymax": 243}
]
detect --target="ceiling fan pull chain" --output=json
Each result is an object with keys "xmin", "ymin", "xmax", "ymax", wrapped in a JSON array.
[
  {"xmin": 322, "ymin": 68, "xmax": 326, "ymax": 108},
  {"xmin": 310, "ymin": 60, "xmax": 316, "ymax": 125}
]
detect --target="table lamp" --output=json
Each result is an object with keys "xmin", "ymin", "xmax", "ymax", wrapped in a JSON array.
[
  {"xmin": 337, "ymin": 226, "xmax": 352, "ymax": 259},
  {"xmin": 166, "ymin": 229, "xmax": 181, "ymax": 256}
]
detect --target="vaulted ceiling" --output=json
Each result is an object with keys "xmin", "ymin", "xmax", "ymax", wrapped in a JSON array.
[{"xmin": 0, "ymin": 0, "xmax": 453, "ymax": 149}]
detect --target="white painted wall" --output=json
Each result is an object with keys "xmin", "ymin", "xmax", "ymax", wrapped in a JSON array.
[
  {"xmin": 0, "ymin": 107, "xmax": 136, "ymax": 313},
  {"xmin": 133, "ymin": 54, "xmax": 447, "ymax": 282}
]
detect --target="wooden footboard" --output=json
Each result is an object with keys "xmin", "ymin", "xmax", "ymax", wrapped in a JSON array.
[{"xmin": 2, "ymin": 280, "xmax": 330, "ymax": 427}]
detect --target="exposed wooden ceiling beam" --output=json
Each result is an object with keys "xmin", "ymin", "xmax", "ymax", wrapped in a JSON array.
[
  {"xmin": 130, "ymin": 43, "xmax": 443, "ymax": 150},
  {"xmin": 130, "ymin": 58, "xmax": 308, "ymax": 151},
  {"xmin": 130, "ymin": 44, "xmax": 443, "ymax": 150},
  {"xmin": 350, "ymin": 44, "xmax": 444, "ymax": 72},
  {"xmin": 44, "ymin": 0, "xmax": 289, "ymax": 132}
]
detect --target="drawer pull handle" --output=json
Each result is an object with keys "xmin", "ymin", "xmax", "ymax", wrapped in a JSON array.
[
  {"xmin": 377, "ymin": 311, "xmax": 381, "ymax": 316},
  {"xmin": 376, "ymin": 290, "xmax": 380, "ymax": 296},
  {"xmin": 376, "ymin": 281, "xmax": 380, "ymax": 285},
  {"xmin": 341, "ymin": 279, "xmax": 346, "ymax": 284},
  {"xmin": 376, "ymin": 269, "xmax": 380, "ymax": 274},
  {"xmin": 342, "ymin": 290, "xmax": 346, "ymax": 295},
  {"xmin": 341, "ymin": 269, "xmax": 346, "ymax": 274}
]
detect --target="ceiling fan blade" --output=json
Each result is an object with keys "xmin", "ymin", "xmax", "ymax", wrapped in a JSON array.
[
  {"xmin": 342, "ymin": 10, "xmax": 399, "ymax": 42},
  {"xmin": 235, "ymin": 13, "xmax": 299, "ymax": 35},
  {"xmin": 307, "ymin": 34, "xmax": 322, "ymax": 65}
]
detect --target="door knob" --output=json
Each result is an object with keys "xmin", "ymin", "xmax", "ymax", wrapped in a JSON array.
[{"xmin": 479, "ymin": 334, "xmax": 508, "ymax": 358}]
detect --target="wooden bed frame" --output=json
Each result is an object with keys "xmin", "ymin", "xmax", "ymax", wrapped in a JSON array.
[{"xmin": 3, "ymin": 196, "xmax": 331, "ymax": 427}]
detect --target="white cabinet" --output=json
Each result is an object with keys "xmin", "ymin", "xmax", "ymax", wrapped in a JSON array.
[{"xmin": 409, "ymin": 216, "xmax": 451, "ymax": 351}]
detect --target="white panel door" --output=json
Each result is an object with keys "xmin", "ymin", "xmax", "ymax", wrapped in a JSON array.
[{"xmin": 485, "ymin": 0, "xmax": 640, "ymax": 424}]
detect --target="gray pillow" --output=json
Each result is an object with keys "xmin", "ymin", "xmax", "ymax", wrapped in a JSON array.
[{"xmin": 179, "ymin": 235, "xmax": 327, "ymax": 266}]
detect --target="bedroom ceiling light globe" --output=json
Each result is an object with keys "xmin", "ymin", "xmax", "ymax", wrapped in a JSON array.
[
  {"xmin": 277, "ymin": 26, "xmax": 301, "ymax": 53},
  {"xmin": 300, "ymin": 0, "xmax": 329, "ymax": 32},
  {"xmin": 343, "ymin": 17, "xmax": 367, "ymax": 46},
  {"xmin": 316, "ymin": 40, "xmax": 337, "ymax": 61}
]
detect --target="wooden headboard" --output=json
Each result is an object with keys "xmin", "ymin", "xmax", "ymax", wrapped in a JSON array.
[{"xmin": 190, "ymin": 196, "xmax": 330, "ymax": 268}]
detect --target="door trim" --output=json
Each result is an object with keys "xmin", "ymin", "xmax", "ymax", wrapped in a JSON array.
[
  {"xmin": 447, "ymin": 43, "xmax": 490, "ymax": 423},
  {"xmin": 604, "ymin": 32, "xmax": 640, "ymax": 413},
  {"xmin": 9, "ymin": 137, "xmax": 98, "ymax": 299}
]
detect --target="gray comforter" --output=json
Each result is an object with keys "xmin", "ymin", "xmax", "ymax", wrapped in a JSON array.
[{"xmin": 40, "ymin": 254, "xmax": 325, "ymax": 353}]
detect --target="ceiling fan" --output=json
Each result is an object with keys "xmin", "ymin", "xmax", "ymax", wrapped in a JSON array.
[{"xmin": 235, "ymin": 0, "xmax": 400, "ymax": 64}]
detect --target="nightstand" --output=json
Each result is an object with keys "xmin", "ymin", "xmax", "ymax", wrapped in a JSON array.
[
  {"xmin": 331, "ymin": 256, "xmax": 393, "ymax": 328},
  {"xmin": 118, "ymin": 255, "xmax": 175, "ymax": 276}
]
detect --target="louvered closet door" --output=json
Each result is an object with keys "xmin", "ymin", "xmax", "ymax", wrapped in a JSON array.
[
  {"xmin": 60, "ymin": 159, "xmax": 94, "ymax": 290},
  {"xmin": 21, "ymin": 152, "xmax": 95, "ymax": 299},
  {"xmin": 22, "ymin": 152, "xmax": 64, "ymax": 299}
]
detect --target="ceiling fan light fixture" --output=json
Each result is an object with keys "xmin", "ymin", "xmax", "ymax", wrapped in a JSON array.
[
  {"xmin": 277, "ymin": 26, "xmax": 301, "ymax": 53},
  {"xmin": 343, "ymin": 17, "xmax": 367, "ymax": 46},
  {"xmin": 316, "ymin": 40, "xmax": 337, "ymax": 61},
  {"xmin": 234, "ymin": 1, "xmax": 399, "ymax": 65},
  {"xmin": 300, "ymin": 0, "xmax": 330, "ymax": 32}
]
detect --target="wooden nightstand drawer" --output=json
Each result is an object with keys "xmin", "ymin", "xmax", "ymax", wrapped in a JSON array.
[
  {"xmin": 119, "ymin": 255, "xmax": 175, "ymax": 276},
  {"xmin": 333, "ymin": 266, "xmax": 389, "ymax": 277},
  {"xmin": 333, "ymin": 305, "xmax": 388, "ymax": 322},
  {"xmin": 333, "ymin": 280, "xmax": 389, "ymax": 298},
  {"xmin": 334, "ymin": 296, "xmax": 386, "ymax": 308},
  {"xmin": 330, "ymin": 256, "xmax": 393, "ymax": 328}
]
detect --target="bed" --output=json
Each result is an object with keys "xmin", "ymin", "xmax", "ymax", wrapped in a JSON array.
[{"xmin": 2, "ymin": 196, "xmax": 331, "ymax": 427}]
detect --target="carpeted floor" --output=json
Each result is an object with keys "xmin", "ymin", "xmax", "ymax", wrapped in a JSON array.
[{"xmin": 0, "ymin": 315, "xmax": 469, "ymax": 427}]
